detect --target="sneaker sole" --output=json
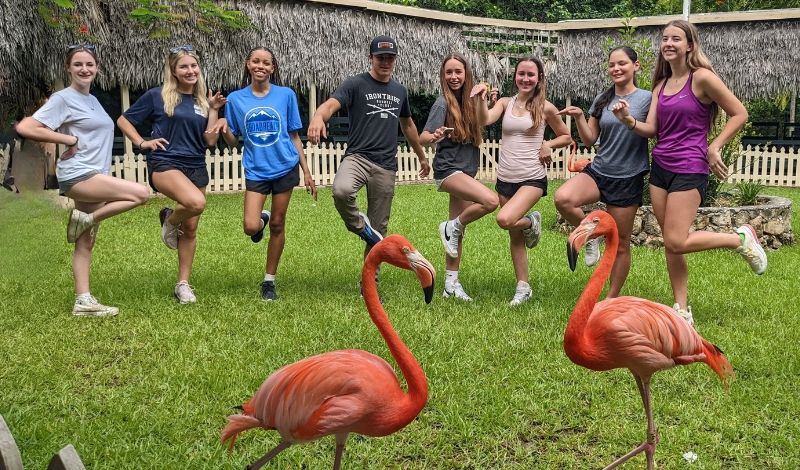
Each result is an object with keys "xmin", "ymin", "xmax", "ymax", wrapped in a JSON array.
[
  {"xmin": 741, "ymin": 224, "xmax": 767, "ymax": 275},
  {"xmin": 72, "ymin": 309, "xmax": 119, "ymax": 317},
  {"xmin": 67, "ymin": 209, "xmax": 78, "ymax": 243},
  {"xmin": 526, "ymin": 212, "xmax": 541, "ymax": 249}
]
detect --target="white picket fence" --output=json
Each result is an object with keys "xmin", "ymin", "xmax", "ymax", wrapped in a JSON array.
[{"xmin": 1, "ymin": 140, "xmax": 798, "ymax": 193}]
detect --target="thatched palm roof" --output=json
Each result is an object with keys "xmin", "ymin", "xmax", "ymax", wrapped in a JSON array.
[
  {"xmin": 550, "ymin": 17, "xmax": 800, "ymax": 102},
  {"xmin": 1, "ymin": 0, "xmax": 798, "ymax": 115}
]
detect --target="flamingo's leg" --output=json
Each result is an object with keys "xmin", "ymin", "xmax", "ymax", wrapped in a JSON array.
[
  {"xmin": 332, "ymin": 433, "xmax": 349, "ymax": 470},
  {"xmin": 603, "ymin": 374, "xmax": 658, "ymax": 470},
  {"xmin": 246, "ymin": 441, "xmax": 291, "ymax": 470}
]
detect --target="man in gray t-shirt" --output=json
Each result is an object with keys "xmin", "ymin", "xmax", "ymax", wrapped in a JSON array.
[{"xmin": 308, "ymin": 35, "xmax": 430, "ymax": 255}]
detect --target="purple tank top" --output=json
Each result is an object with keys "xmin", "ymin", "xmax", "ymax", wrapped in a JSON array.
[{"xmin": 652, "ymin": 72, "xmax": 713, "ymax": 174}]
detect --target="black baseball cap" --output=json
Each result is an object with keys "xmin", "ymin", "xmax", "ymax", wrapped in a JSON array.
[{"xmin": 370, "ymin": 35, "xmax": 398, "ymax": 55}]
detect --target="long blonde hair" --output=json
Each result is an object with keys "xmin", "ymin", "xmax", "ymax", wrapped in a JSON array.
[
  {"xmin": 439, "ymin": 53, "xmax": 482, "ymax": 146},
  {"xmin": 514, "ymin": 57, "xmax": 547, "ymax": 130},
  {"xmin": 652, "ymin": 20, "xmax": 717, "ymax": 121},
  {"xmin": 161, "ymin": 49, "xmax": 209, "ymax": 117}
]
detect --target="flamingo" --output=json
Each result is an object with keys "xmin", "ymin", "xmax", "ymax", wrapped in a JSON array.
[
  {"xmin": 566, "ymin": 140, "xmax": 591, "ymax": 173},
  {"xmin": 565, "ymin": 210, "xmax": 733, "ymax": 469},
  {"xmin": 221, "ymin": 234, "xmax": 435, "ymax": 470}
]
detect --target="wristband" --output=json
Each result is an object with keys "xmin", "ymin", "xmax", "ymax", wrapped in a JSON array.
[
  {"xmin": 629, "ymin": 118, "xmax": 637, "ymax": 130},
  {"xmin": 137, "ymin": 139, "xmax": 145, "ymax": 147}
]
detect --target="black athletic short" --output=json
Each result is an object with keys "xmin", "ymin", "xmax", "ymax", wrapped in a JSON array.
[
  {"xmin": 245, "ymin": 164, "xmax": 300, "ymax": 195},
  {"xmin": 147, "ymin": 158, "xmax": 209, "ymax": 192},
  {"xmin": 495, "ymin": 177, "xmax": 548, "ymax": 199},
  {"xmin": 649, "ymin": 160, "xmax": 707, "ymax": 204},
  {"xmin": 583, "ymin": 165, "xmax": 647, "ymax": 207}
]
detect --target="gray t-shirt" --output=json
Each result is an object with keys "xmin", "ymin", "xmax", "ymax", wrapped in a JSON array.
[
  {"xmin": 423, "ymin": 96, "xmax": 479, "ymax": 179},
  {"xmin": 33, "ymin": 87, "xmax": 114, "ymax": 181},
  {"xmin": 587, "ymin": 88, "xmax": 651, "ymax": 178},
  {"xmin": 331, "ymin": 72, "xmax": 411, "ymax": 171}
]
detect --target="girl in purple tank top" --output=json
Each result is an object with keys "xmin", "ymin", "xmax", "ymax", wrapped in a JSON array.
[{"xmin": 611, "ymin": 20, "xmax": 766, "ymax": 327}]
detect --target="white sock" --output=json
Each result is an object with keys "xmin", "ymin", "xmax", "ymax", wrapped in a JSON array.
[
  {"xmin": 452, "ymin": 217, "xmax": 464, "ymax": 232},
  {"xmin": 76, "ymin": 292, "xmax": 92, "ymax": 301},
  {"xmin": 86, "ymin": 213, "xmax": 95, "ymax": 225},
  {"xmin": 516, "ymin": 280, "xmax": 530, "ymax": 291},
  {"xmin": 445, "ymin": 270, "xmax": 459, "ymax": 288},
  {"xmin": 264, "ymin": 273, "xmax": 275, "ymax": 282}
]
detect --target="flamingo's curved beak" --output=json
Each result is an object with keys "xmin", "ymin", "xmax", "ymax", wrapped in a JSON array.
[
  {"xmin": 567, "ymin": 240, "xmax": 579, "ymax": 272},
  {"xmin": 567, "ymin": 217, "xmax": 599, "ymax": 272},
  {"xmin": 407, "ymin": 250, "xmax": 436, "ymax": 304}
]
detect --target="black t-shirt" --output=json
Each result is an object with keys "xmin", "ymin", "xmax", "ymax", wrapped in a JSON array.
[{"xmin": 331, "ymin": 72, "xmax": 411, "ymax": 171}]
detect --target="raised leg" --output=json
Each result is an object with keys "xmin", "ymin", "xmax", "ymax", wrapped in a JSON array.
[
  {"xmin": 603, "ymin": 374, "xmax": 658, "ymax": 470},
  {"xmin": 246, "ymin": 441, "xmax": 291, "ymax": 470},
  {"xmin": 332, "ymin": 432, "xmax": 349, "ymax": 470}
]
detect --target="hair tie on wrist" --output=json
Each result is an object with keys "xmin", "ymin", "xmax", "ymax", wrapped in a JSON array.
[{"xmin": 630, "ymin": 119, "xmax": 637, "ymax": 130}]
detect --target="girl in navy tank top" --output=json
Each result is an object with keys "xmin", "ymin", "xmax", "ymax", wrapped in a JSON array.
[{"xmin": 610, "ymin": 20, "xmax": 766, "ymax": 327}]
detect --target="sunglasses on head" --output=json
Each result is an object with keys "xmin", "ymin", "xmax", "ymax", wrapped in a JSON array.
[
  {"xmin": 170, "ymin": 45, "xmax": 195, "ymax": 54},
  {"xmin": 68, "ymin": 43, "xmax": 96, "ymax": 51}
]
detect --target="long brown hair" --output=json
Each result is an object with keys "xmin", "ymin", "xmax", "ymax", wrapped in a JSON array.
[
  {"xmin": 514, "ymin": 57, "xmax": 547, "ymax": 130},
  {"xmin": 439, "ymin": 53, "xmax": 482, "ymax": 146},
  {"xmin": 652, "ymin": 20, "xmax": 718, "ymax": 121}
]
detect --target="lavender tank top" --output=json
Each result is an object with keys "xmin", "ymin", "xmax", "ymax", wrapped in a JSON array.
[
  {"xmin": 652, "ymin": 72, "xmax": 713, "ymax": 174},
  {"xmin": 498, "ymin": 96, "xmax": 546, "ymax": 182}
]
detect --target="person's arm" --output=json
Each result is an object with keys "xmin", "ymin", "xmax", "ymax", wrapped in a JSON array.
[
  {"xmin": 16, "ymin": 117, "xmax": 76, "ymax": 147},
  {"xmin": 612, "ymin": 84, "xmax": 658, "ymax": 138},
  {"xmin": 470, "ymin": 83, "xmax": 507, "ymax": 126},
  {"xmin": 556, "ymin": 106, "xmax": 600, "ymax": 147},
  {"xmin": 117, "ymin": 115, "xmax": 168, "ymax": 152},
  {"xmin": 203, "ymin": 90, "xmax": 227, "ymax": 146},
  {"xmin": 696, "ymin": 68, "xmax": 748, "ymax": 179},
  {"xmin": 307, "ymin": 98, "xmax": 342, "ymax": 145},
  {"xmin": 540, "ymin": 101, "xmax": 573, "ymax": 165},
  {"xmin": 291, "ymin": 131, "xmax": 317, "ymax": 200},
  {"xmin": 399, "ymin": 117, "xmax": 430, "ymax": 178}
]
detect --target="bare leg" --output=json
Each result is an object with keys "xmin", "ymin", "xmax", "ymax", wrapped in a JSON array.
[
  {"xmin": 65, "ymin": 174, "xmax": 149, "ymax": 222},
  {"xmin": 332, "ymin": 433, "xmax": 349, "ymax": 470},
  {"xmin": 246, "ymin": 441, "xmax": 291, "ymax": 470},
  {"xmin": 72, "ymin": 201, "xmax": 103, "ymax": 294},
  {"xmin": 605, "ymin": 205, "xmax": 638, "ymax": 298},
  {"xmin": 265, "ymin": 190, "xmax": 292, "ymax": 275},
  {"xmin": 603, "ymin": 374, "xmax": 658, "ymax": 470}
]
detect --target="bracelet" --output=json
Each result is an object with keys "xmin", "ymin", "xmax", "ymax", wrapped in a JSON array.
[
  {"xmin": 136, "ymin": 139, "xmax": 145, "ymax": 147},
  {"xmin": 629, "ymin": 118, "xmax": 637, "ymax": 130}
]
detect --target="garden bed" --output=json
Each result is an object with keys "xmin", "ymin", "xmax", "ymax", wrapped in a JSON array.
[{"xmin": 556, "ymin": 195, "xmax": 794, "ymax": 249}]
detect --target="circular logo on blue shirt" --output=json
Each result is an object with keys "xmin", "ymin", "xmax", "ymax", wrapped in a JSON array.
[{"xmin": 244, "ymin": 106, "xmax": 281, "ymax": 147}]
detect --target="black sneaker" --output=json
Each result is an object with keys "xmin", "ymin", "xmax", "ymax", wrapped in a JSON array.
[
  {"xmin": 357, "ymin": 212, "xmax": 383, "ymax": 249},
  {"xmin": 260, "ymin": 280, "xmax": 277, "ymax": 301},
  {"xmin": 251, "ymin": 210, "xmax": 271, "ymax": 243}
]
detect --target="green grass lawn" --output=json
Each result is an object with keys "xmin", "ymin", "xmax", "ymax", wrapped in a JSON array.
[{"xmin": 1, "ymin": 182, "xmax": 798, "ymax": 469}]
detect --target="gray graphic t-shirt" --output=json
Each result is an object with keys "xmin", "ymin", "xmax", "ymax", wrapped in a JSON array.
[
  {"xmin": 587, "ymin": 88, "xmax": 651, "ymax": 178},
  {"xmin": 331, "ymin": 72, "xmax": 411, "ymax": 171},
  {"xmin": 423, "ymin": 96, "xmax": 479, "ymax": 180}
]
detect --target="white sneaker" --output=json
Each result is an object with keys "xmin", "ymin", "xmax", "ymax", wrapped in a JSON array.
[
  {"xmin": 509, "ymin": 282, "xmax": 532, "ymax": 306},
  {"xmin": 735, "ymin": 225, "xmax": 767, "ymax": 275},
  {"xmin": 174, "ymin": 281, "xmax": 197, "ymax": 304},
  {"xmin": 72, "ymin": 295, "xmax": 119, "ymax": 317},
  {"xmin": 672, "ymin": 303, "xmax": 695, "ymax": 328},
  {"xmin": 522, "ymin": 212, "xmax": 541, "ymax": 249},
  {"xmin": 160, "ymin": 207, "xmax": 181, "ymax": 250},
  {"xmin": 584, "ymin": 237, "xmax": 602, "ymax": 267},
  {"xmin": 439, "ymin": 220, "xmax": 461, "ymax": 259},
  {"xmin": 67, "ymin": 209, "xmax": 94, "ymax": 243},
  {"xmin": 443, "ymin": 281, "xmax": 473, "ymax": 301}
]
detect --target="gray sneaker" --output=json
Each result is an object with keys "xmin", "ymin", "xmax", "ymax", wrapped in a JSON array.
[
  {"xmin": 584, "ymin": 237, "xmax": 602, "ymax": 267},
  {"xmin": 439, "ymin": 220, "xmax": 461, "ymax": 259},
  {"xmin": 672, "ymin": 303, "xmax": 695, "ymax": 328},
  {"xmin": 735, "ymin": 224, "xmax": 767, "ymax": 275},
  {"xmin": 522, "ymin": 211, "xmax": 542, "ymax": 249},
  {"xmin": 174, "ymin": 281, "xmax": 197, "ymax": 304},
  {"xmin": 443, "ymin": 281, "xmax": 473, "ymax": 301},
  {"xmin": 509, "ymin": 282, "xmax": 532, "ymax": 306},
  {"xmin": 72, "ymin": 295, "xmax": 119, "ymax": 317},
  {"xmin": 67, "ymin": 209, "xmax": 94, "ymax": 243},
  {"xmin": 160, "ymin": 207, "xmax": 181, "ymax": 250}
]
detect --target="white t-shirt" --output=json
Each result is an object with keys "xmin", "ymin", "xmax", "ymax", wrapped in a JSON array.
[{"xmin": 33, "ymin": 87, "xmax": 114, "ymax": 181}]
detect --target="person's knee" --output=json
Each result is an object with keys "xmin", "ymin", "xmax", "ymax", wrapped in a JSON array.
[
  {"xmin": 479, "ymin": 193, "xmax": 500, "ymax": 213},
  {"xmin": 495, "ymin": 213, "xmax": 516, "ymax": 230},
  {"xmin": 662, "ymin": 234, "xmax": 685, "ymax": 254},
  {"xmin": 243, "ymin": 218, "xmax": 262, "ymax": 236},
  {"xmin": 132, "ymin": 185, "xmax": 150, "ymax": 205},
  {"xmin": 268, "ymin": 215, "xmax": 285, "ymax": 236},
  {"xmin": 554, "ymin": 188, "xmax": 575, "ymax": 213},
  {"xmin": 331, "ymin": 183, "xmax": 354, "ymax": 203},
  {"xmin": 183, "ymin": 196, "xmax": 206, "ymax": 216}
]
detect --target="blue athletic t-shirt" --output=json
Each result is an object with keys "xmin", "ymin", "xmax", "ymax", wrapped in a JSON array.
[
  {"xmin": 226, "ymin": 84, "xmax": 302, "ymax": 181},
  {"xmin": 123, "ymin": 87, "xmax": 209, "ymax": 168}
]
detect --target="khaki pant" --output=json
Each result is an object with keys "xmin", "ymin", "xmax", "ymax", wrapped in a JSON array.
[{"xmin": 332, "ymin": 154, "xmax": 396, "ymax": 239}]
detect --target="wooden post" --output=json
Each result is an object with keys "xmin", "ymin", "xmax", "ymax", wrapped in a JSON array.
[
  {"xmin": 121, "ymin": 85, "xmax": 132, "ymax": 156},
  {"xmin": 564, "ymin": 96, "xmax": 572, "ymax": 179},
  {"xmin": 309, "ymin": 83, "xmax": 317, "ymax": 120}
]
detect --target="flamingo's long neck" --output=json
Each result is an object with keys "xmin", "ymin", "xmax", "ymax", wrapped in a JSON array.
[
  {"xmin": 564, "ymin": 228, "xmax": 619, "ymax": 359},
  {"xmin": 362, "ymin": 261, "xmax": 428, "ymax": 415}
]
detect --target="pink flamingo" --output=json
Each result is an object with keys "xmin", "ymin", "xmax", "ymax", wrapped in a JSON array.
[
  {"xmin": 221, "ymin": 235, "xmax": 435, "ymax": 469},
  {"xmin": 565, "ymin": 210, "xmax": 733, "ymax": 469},
  {"xmin": 566, "ymin": 140, "xmax": 591, "ymax": 173}
]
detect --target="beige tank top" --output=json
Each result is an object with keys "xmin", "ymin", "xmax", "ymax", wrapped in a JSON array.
[{"xmin": 498, "ymin": 96, "xmax": 546, "ymax": 182}]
